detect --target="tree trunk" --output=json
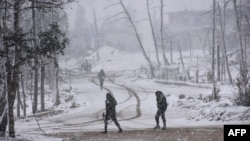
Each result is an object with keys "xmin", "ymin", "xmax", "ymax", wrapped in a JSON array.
[
  {"xmin": 39, "ymin": 7, "xmax": 45, "ymax": 112},
  {"xmin": 211, "ymin": 0, "xmax": 217, "ymax": 100},
  {"xmin": 0, "ymin": 0, "xmax": 7, "ymax": 137},
  {"xmin": 6, "ymin": 65, "xmax": 18, "ymax": 137},
  {"xmin": 188, "ymin": 31, "xmax": 192, "ymax": 62},
  {"xmin": 196, "ymin": 56, "xmax": 199, "ymax": 83},
  {"xmin": 146, "ymin": 0, "xmax": 160, "ymax": 66},
  {"xmin": 0, "ymin": 0, "xmax": 2, "ymax": 32},
  {"xmin": 233, "ymin": 0, "xmax": 245, "ymax": 78},
  {"xmin": 32, "ymin": 0, "xmax": 38, "ymax": 114},
  {"xmin": 217, "ymin": 45, "xmax": 221, "ymax": 81},
  {"xmin": 217, "ymin": 3, "xmax": 233, "ymax": 84},
  {"xmin": 0, "ymin": 84, "xmax": 7, "ymax": 137},
  {"xmin": 178, "ymin": 43, "xmax": 187, "ymax": 81},
  {"xmin": 244, "ymin": 15, "xmax": 249, "ymax": 68},
  {"xmin": 93, "ymin": 9, "xmax": 100, "ymax": 61},
  {"xmin": 160, "ymin": 0, "xmax": 169, "ymax": 66},
  {"xmin": 212, "ymin": 0, "xmax": 216, "ymax": 83},
  {"xmin": 17, "ymin": 84, "xmax": 20, "ymax": 118},
  {"xmin": 170, "ymin": 37, "xmax": 173, "ymax": 63},
  {"xmin": 0, "ymin": 106, "xmax": 7, "ymax": 137},
  {"xmin": 1, "ymin": 1, "xmax": 8, "ymax": 137},
  {"xmin": 41, "ymin": 63, "xmax": 45, "ymax": 111},
  {"xmin": 244, "ymin": 30, "xmax": 248, "ymax": 69},
  {"xmin": 54, "ymin": 59, "xmax": 60, "ymax": 105},
  {"xmin": 21, "ymin": 73, "xmax": 26, "ymax": 116},
  {"xmin": 120, "ymin": 0, "xmax": 155, "ymax": 78},
  {"xmin": 6, "ymin": 0, "xmax": 22, "ymax": 137}
]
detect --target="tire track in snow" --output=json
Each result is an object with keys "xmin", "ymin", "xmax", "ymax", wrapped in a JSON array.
[
  {"xmin": 107, "ymin": 78, "xmax": 141, "ymax": 120},
  {"xmin": 90, "ymin": 74, "xmax": 142, "ymax": 120},
  {"xmin": 90, "ymin": 77, "xmax": 133, "ymax": 105},
  {"xmin": 50, "ymin": 75, "xmax": 138, "ymax": 129},
  {"xmin": 90, "ymin": 77, "xmax": 133, "ymax": 118},
  {"xmin": 21, "ymin": 73, "xmax": 142, "ymax": 134}
]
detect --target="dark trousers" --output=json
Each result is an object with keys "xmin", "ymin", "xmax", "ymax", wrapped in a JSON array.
[
  {"xmin": 99, "ymin": 79, "xmax": 104, "ymax": 89},
  {"xmin": 155, "ymin": 109, "xmax": 166, "ymax": 127},
  {"xmin": 104, "ymin": 114, "xmax": 122, "ymax": 132}
]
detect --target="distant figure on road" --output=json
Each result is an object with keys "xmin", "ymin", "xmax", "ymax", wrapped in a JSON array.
[
  {"xmin": 102, "ymin": 93, "xmax": 123, "ymax": 133},
  {"xmin": 154, "ymin": 91, "xmax": 168, "ymax": 130},
  {"xmin": 98, "ymin": 69, "xmax": 106, "ymax": 89}
]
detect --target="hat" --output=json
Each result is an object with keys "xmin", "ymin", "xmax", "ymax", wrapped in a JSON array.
[{"xmin": 155, "ymin": 91, "xmax": 162, "ymax": 95}]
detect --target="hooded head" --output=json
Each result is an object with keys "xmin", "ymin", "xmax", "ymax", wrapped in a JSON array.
[
  {"xmin": 106, "ymin": 93, "xmax": 112, "ymax": 100},
  {"xmin": 155, "ymin": 91, "xmax": 162, "ymax": 97}
]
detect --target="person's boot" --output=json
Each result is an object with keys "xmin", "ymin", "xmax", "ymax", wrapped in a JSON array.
[
  {"xmin": 161, "ymin": 123, "xmax": 166, "ymax": 130},
  {"xmin": 116, "ymin": 123, "xmax": 123, "ymax": 133},
  {"xmin": 119, "ymin": 128, "xmax": 123, "ymax": 133},
  {"xmin": 153, "ymin": 125, "xmax": 160, "ymax": 129},
  {"xmin": 102, "ymin": 124, "xmax": 108, "ymax": 133},
  {"xmin": 161, "ymin": 126, "xmax": 166, "ymax": 130},
  {"xmin": 154, "ymin": 116, "xmax": 160, "ymax": 129},
  {"xmin": 162, "ymin": 118, "xmax": 166, "ymax": 130}
]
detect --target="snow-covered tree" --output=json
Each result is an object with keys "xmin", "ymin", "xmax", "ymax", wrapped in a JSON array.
[{"xmin": 38, "ymin": 23, "xmax": 69, "ymax": 105}]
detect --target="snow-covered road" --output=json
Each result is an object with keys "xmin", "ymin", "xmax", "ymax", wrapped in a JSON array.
[{"xmin": 14, "ymin": 70, "xmax": 250, "ymax": 141}]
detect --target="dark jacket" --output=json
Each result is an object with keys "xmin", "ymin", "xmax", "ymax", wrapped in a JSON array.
[
  {"xmin": 106, "ymin": 93, "xmax": 117, "ymax": 116},
  {"xmin": 98, "ymin": 69, "xmax": 106, "ymax": 80},
  {"xmin": 156, "ymin": 92, "xmax": 167, "ymax": 111}
]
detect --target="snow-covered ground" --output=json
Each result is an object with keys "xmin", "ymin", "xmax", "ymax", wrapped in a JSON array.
[{"xmin": 12, "ymin": 46, "xmax": 250, "ymax": 141}]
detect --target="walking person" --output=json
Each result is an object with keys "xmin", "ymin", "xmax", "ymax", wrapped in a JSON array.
[
  {"xmin": 154, "ymin": 91, "xmax": 168, "ymax": 130},
  {"xmin": 103, "ymin": 93, "xmax": 123, "ymax": 133},
  {"xmin": 98, "ymin": 69, "xmax": 106, "ymax": 89}
]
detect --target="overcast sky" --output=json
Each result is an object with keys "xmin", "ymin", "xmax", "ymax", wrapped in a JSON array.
[
  {"xmin": 65, "ymin": 0, "xmax": 213, "ymax": 51},
  {"xmin": 66, "ymin": 0, "xmax": 213, "ymax": 30}
]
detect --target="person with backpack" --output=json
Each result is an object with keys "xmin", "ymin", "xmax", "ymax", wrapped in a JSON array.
[
  {"xmin": 102, "ymin": 93, "xmax": 123, "ymax": 133},
  {"xmin": 154, "ymin": 91, "xmax": 168, "ymax": 130}
]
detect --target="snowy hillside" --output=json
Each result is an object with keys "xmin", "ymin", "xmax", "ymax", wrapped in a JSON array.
[{"xmin": 60, "ymin": 46, "xmax": 148, "ymax": 72}]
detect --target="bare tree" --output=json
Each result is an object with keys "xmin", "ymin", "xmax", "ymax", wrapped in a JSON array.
[
  {"xmin": 7, "ymin": 0, "xmax": 23, "ymax": 137},
  {"xmin": 212, "ymin": 0, "xmax": 218, "ymax": 100},
  {"xmin": 0, "ymin": 84, "xmax": 7, "ymax": 137},
  {"xmin": 21, "ymin": 72, "xmax": 26, "ymax": 116},
  {"xmin": 169, "ymin": 36, "xmax": 173, "ymax": 63},
  {"xmin": 178, "ymin": 42, "xmax": 187, "ymax": 81},
  {"xmin": 38, "ymin": 8, "xmax": 46, "ymax": 112},
  {"xmin": 93, "ymin": 9, "xmax": 100, "ymax": 61},
  {"xmin": 233, "ymin": 0, "xmax": 246, "ymax": 77},
  {"xmin": 32, "ymin": 0, "xmax": 39, "ymax": 114},
  {"xmin": 40, "ymin": 62, "xmax": 45, "ymax": 111},
  {"xmin": 16, "ymin": 84, "xmax": 21, "ymax": 118},
  {"xmin": 188, "ymin": 31, "xmax": 193, "ymax": 62},
  {"xmin": 160, "ymin": 0, "xmax": 169, "ymax": 66},
  {"xmin": 146, "ymin": 0, "xmax": 160, "ymax": 66},
  {"xmin": 0, "ymin": 0, "xmax": 8, "ymax": 137},
  {"xmin": 119, "ymin": 0, "xmax": 155, "ymax": 78},
  {"xmin": 233, "ymin": 0, "xmax": 250, "ymax": 106},
  {"xmin": 217, "ymin": 44, "xmax": 220, "ymax": 81},
  {"xmin": 217, "ymin": 2, "xmax": 233, "ymax": 84},
  {"xmin": 212, "ymin": 0, "xmax": 216, "ymax": 83}
]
